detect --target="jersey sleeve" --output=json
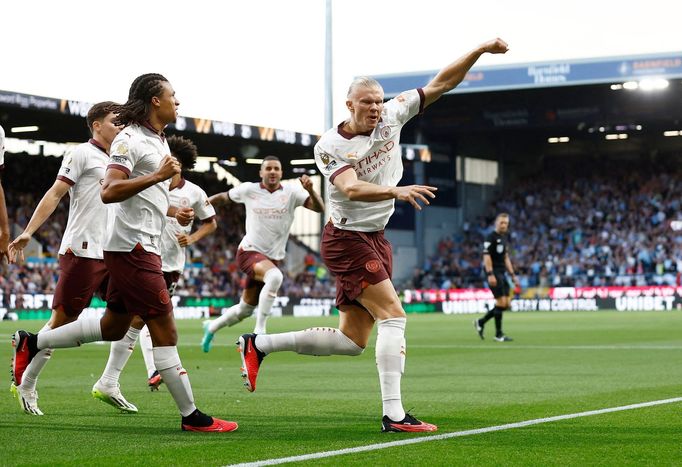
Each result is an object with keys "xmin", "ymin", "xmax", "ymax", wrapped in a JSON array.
[
  {"xmin": 193, "ymin": 187, "xmax": 216, "ymax": 220},
  {"xmin": 227, "ymin": 183, "xmax": 250, "ymax": 204},
  {"xmin": 483, "ymin": 235, "xmax": 493, "ymax": 255},
  {"xmin": 383, "ymin": 88, "xmax": 425, "ymax": 127},
  {"xmin": 314, "ymin": 141, "xmax": 352, "ymax": 184},
  {"xmin": 108, "ymin": 134, "xmax": 136, "ymax": 176},
  {"xmin": 56, "ymin": 147, "xmax": 84, "ymax": 186}
]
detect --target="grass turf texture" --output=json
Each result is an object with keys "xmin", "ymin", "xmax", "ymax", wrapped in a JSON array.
[{"xmin": 1, "ymin": 311, "xmax": 681, "ymax": 466}]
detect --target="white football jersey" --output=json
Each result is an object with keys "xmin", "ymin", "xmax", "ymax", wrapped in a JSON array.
[
  {"xmin": 160, "ymin": 178, "xmax": 215, "ymax": 273},
  {"xmin": 103, "ymin": 123, "xmax": 171, "ymax": 255},
  {"xmin": 57, "ymin": 140, "xmax": 109, "ymax": 259},
  {"xmin": 315, "ymin": 88, "xmax": 424, "ymax": 232},
  {"xmin": 229, "ymin": 181, "xmax": 309, "ymax": 260},
  {"xmin": 0, "ymin": 124, "xmax": 5, "ymax": 169}
]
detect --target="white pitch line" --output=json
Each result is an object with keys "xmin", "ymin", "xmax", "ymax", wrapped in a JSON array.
[{"xmin": 224, "ymin": 397, "xmax": 682, "ymax": 467}]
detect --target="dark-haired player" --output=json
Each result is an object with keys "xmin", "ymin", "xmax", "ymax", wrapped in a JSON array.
[
  {"xmin": 97, "ymin": 135, "xmax": 218, "ymax": 390},
  {"xmin": 7, "ymin": 102, "xmax": 133, "ymax": 415},
  {"xmin": 11, "ymin": 74, "xmax": 237, "ymax": 432}
]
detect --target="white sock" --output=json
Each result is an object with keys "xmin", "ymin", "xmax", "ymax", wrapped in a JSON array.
[
  {"xmin": 255, "ymin": 327, "xmax": 363, "ymax": 356},
  {"xmin": 376, "ymin": 317, "xmax": 406, "ymax": 421},
  {"xmin": 153, "ymin": 346, "xmax": 196, "ymax": 417},
  {"xmin": 36, "ymin": 318, "xmax": 102, "ymax": 349},
  {"xmin": 254, "ymin": 268, "xmax": 283, "ymax": 334},
  {"xmin": 99, "ymin": 327, "xmax": 140, "ymax": 387},
  {"xmin": 20, "ymin": 322, "xmax": 53, "ymax": 391},
  {"xmin": 208, "ymin": 300, "xmax": 256, "ymax": 333},
  {"xmin": 138, "ymin": 326, "xmax": 156, "ymax": 378}
]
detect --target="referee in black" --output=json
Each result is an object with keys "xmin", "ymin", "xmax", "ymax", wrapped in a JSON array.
[{"xmin": 474, "ymin": 213, "xmax": 519, "ymax": 342}]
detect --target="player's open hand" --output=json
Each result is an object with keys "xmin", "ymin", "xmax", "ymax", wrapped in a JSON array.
[
  {"xmin": 299, "ymin": 174, "xmax": 313, "ymax": 192},
  {"xmin": 487, "ymin": 274, "xmax": 498, "ymax": 287},
  {"xmin": 393, "ymin": 185, "xmax": 437, "ymax": 210},
  {"xmin": 175, "ymin": 232, "xmax": 192, "ymax": 247},
  {"xmin": 156, "ymin": 155, "xmax": 181, "ymax": 181},
  {"xmin": 7, "ymin": 232, "xmax": 31, "ymax": 264},
  {"xmin": 175, "ymin": 207, "xmax": 194, "ymax": 226},
  {"xmin": 481, "ymin": 38, "xmax": 509, "ymax": 55}
]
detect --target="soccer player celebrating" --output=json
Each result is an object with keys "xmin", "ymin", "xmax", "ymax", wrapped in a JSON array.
[
  {"xmin": 11, "ymin": 74, "xmax": 237, "ymax": 432},
  {"xmin": 474, "ymin": 213, "xmax": 519, "ymax": 342},
  {"xmin": 7, "ymin": 102, "xmax": 137, "ymax": 415},
  {"xmin": 93, "ymin": 135, "xmax": 218, "ymax": 392},
  {"xmin": 201, "ymin": 156, "xmax": 324, "ymax": 350},
  {"xmin": 236, "ymin": 38, "xmax": 509, "ymax": 432}
]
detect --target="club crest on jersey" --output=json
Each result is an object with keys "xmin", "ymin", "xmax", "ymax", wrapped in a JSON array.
[
  {"xmin": 379, "ymin": 125, "xmax": 391, "ymax": 139},
  {"xmin": 180, "ymin": 197, "xmax": 190, "ymax": 207}
]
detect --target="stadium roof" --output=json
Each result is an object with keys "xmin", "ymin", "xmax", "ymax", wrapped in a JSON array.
[
  {"xmin": 373, "ymin": 52, "xmax": 682, "ymax": 165},
  {"xmin": 0, "ymin": 89, "xmax": 320, "ymax": 182},
  {"xmin": 375, "ymin": 51, "xmax": 682, "ymax": 97}
]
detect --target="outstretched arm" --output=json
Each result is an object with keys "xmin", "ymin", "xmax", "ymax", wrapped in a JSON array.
[
  {"xmin": 208, "ymin": 192, "xmax": 231, "ymax": 208},
  {"xmin": 8, "ymin": 179, "xmax": 70, "ymax": 263},
  {"xmin": 332, "ymin": 167, "xmax": 437, "ymax": 211},
  {"xmin": 422, "ymin": 38, "xmax": 509, "ymax": 108}
]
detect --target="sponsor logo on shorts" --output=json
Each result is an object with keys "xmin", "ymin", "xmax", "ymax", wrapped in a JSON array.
[{"xmin": 365, "ymin": 259, "xmax": 381, "ymax": 273}]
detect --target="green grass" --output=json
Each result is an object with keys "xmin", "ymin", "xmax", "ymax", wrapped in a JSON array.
[{"xmin": 1, "ymin": 311, "xmax": 681, "ymax": 466}]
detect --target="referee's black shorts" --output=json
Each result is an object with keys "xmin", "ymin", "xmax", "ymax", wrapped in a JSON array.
[{"xmin": 488, "ymin": 271, "xmax": 510, "ymax": 298}]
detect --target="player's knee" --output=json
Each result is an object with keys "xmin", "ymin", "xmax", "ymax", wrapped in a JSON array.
[
  {"xmin": 237, "ymin": 301, "xmax": 256, "ymax": 320},
  {"xmin": 338, "ymin": 331, "xmax": 365, "ymax": 356},
  {"xmin": 264, "ymin": 268, "xmax": 283, "ymax": 290}
]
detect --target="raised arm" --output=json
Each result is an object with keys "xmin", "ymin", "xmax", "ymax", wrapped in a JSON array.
[
  {"xmin": 208, "ymin": 192, "xmax": 231, "ymax": 208},
  {"xmin": 332, "ymin": 167, "xmax": 437, "ymax": 211},
  {"xmin": 299, "ymin": 174, "xmax": 325, "ymax": 213},
  {"xmin": 101, "ymin": 155, "xmax": 179, "ymax": 203},
  {"xmin": 422, "ymin": 38, "xmax": 509, "ymax": 108},
  {"xmin": 8, "ymin": 179, "xmax": 70, "ymax": 263}
]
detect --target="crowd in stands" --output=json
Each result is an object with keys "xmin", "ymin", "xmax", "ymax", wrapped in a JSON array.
[
  {"xmin": 6, "ymin": 152, "xmax": 682, "ymax": 307},
  {"xmin": 1, "ymin": 152, "xmax": 334, "ymax": 308},
  {"xmin": 413, "ymin": 159, "xmax": 682, "ymax": 290}
]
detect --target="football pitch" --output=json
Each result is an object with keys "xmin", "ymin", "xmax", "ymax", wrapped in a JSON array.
[{"xmin": 1, "ymin": 311, "xmax": 681, "ymax": 466}]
